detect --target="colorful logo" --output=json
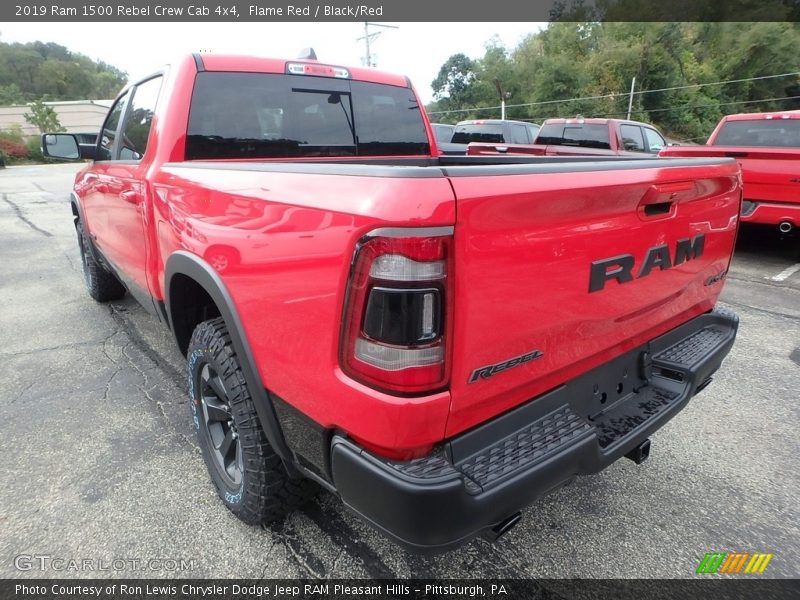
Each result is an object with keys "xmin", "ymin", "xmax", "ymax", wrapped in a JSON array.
[{"xmin": 696, "ymin": 552, "xmax": 773, "ymax": 574}]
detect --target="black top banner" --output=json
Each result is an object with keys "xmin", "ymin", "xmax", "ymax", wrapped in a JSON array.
[{"xmin": 4, "ymin": 0, "xmax": 800, "ymax": 22}]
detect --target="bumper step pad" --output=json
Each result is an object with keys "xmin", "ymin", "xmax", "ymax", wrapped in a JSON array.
[{"xmin": 459, "ymin": 405, "xmax": 591, "ymax": 491}]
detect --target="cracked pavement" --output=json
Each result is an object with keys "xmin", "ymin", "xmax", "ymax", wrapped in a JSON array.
[{"xmin": 0, "ymin": 163, "xmax": 798, "ymax": 579}]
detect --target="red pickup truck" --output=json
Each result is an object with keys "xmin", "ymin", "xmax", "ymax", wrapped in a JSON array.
[
  {"xmin": 660, "ymin": 111, "xmax": 800, "ymax": 233},
  {"xmin": 43, "ymin": 53, "xmax": 741, "ymax": 551},
  {"xmin": 467, "ymin": 117, "xmax": 668, "ymax": 157}
]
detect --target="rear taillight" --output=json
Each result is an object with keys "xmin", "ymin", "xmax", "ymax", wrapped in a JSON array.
[{"xmin": 341, "ymin": 227, "xmax": 453, "ymax": 395}]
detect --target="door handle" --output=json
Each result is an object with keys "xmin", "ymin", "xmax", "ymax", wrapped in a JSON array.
[{"xmin": 120, "ymin": 190, "xmax": 141, "ymax": 204}]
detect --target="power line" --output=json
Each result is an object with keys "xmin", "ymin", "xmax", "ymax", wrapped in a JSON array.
[
  {"xmin": 630, "ymin": 71, "xmax": 800, "ymax": 96},
  {"xmin": 427, "ymin": 71, "xmax": 800, "ymax": 116},
  {"xmin": 510, "ymin": 94, "xmax": 800, "ymax": 123}
]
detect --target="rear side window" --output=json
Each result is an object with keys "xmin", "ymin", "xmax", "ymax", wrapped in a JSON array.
[
  {"xmin": 120, "ymin": 76, "xmax": 162, "ymax": 161},
  {"xmin": 451, "ymin": 124, "xmax": 505, "ymax": 144},
  {"xmin": 536, "ymin": 123, "xmax": 611, "ymax": 149},
  {"xmin": 432, "ymin": 124, "xmax": 454, "ymax": 144},
  {"xmin": 186, "ymin": 72, "xmax": 429, "ymax": 159},
  {"xmin": 509, "ymin": 123, "xmax": 530, "ymax": 144},
  {"xmin": 620, "ymin": 124, "xmax": 645, "ymax": 152},
  {"xmin": 712, "ymin": 120, "xmax": 800, "ymax": 147}
]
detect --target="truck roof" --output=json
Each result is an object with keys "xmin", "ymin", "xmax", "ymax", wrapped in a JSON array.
[
  {"xmin": 718, "ymin": 111, "xmax": 800, "ymax": 122},
  {"xmin": 541, "ymin": 117, "xmax": 659, "ymax": 128},
  {"xmin": 455, "ymin": 119, "xmax": 535, "ymax": 126},
  {"xmin": 196, "ymin": 54, "xmax": 411, "ymax": 88}
]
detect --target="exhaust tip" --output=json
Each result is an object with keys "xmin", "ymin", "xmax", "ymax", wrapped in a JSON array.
[
  {"xmin": 779, "ymin": 221, "xmax": 793, "ymax": 233},
  {"xmin": 625, "ymin": 439, "xmax": 651, "ymax": 465},
  {"xmin": 481, "ymin": 512, "xmax": 522, "ymax": 543}
]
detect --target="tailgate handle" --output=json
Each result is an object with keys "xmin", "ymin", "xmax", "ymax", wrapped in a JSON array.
[{"xmin": 638, "ymin": 181, "xmax": 695, "ymax": 219}]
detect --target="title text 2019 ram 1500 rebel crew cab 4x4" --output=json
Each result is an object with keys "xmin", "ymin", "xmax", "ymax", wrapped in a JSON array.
[{"xmin": 43, "ymin": 53, "xmax": 741, "ymax": 551}]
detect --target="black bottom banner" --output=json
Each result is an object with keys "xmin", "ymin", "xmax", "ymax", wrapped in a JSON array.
[{"xmin": 2, "ymin": 579, "xmax": 798, "ymax": 600}]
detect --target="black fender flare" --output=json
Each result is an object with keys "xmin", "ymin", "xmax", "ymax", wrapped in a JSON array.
[
  {"xmin": 164, "ymin": 251, "xmax": 297, "ymax": 472},
  {"xmin": 70, "ymin": 192, "xmax": 104, "ymax": 265}
]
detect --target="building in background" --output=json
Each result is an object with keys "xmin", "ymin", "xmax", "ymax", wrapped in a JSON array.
[{"xmin": 0, "ymin": 99, "xmax": 112, "ymax": 137}]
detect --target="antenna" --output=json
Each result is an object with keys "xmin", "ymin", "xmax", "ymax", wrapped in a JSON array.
[{"xmin": 357, "ymin": 22, "xmax": 398, "ymax": 67}]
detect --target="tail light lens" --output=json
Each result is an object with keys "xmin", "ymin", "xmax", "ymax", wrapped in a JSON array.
[{"xmin": 341, "ymin": 227, "xmax": 453, "ymax": 395}]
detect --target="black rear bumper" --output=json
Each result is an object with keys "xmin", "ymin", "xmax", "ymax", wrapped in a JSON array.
[{"xmin": 330, "ymin": 307, "xmax": 738, "ymax": 552}]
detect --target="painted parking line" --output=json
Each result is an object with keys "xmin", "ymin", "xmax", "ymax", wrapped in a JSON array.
[{"xmin": 769, "ymin": 263, "xmax": 800, "ymax": 282}]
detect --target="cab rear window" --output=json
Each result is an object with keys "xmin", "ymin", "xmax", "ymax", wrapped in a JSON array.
[
  {"xmin": 451, "ymin": 124, "xmax": 505, "ymax": 144},
  {"xmin": 535, "ymin": 123, "xmax": 611, "ymax": 149},
  {"xmin": 712, "ymin": 120, "xmax": 800, "ymax": 147},
  {"xmin": 186, "ymin": 72, "xmax": 429, "ymax": 159}
]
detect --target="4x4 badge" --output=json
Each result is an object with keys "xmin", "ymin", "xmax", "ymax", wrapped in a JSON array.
[{"xmin": 469, "ymin": 349, "xmax": 544, "ymax": 383}]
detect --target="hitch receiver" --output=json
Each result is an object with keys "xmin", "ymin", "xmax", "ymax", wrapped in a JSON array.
[{"xmin": 625, "ymin": 439, "xmax": 651, "ymax": 465}]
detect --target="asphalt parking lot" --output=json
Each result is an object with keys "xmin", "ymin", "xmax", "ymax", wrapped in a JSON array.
[{"xmin": 0, "ymin": 162, "xmax": 798, "ymax": 580}]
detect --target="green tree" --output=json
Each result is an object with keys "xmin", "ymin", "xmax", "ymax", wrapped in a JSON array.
[
  {"xmin": 430, "ymin": 53, "xmax": 481, "ymax": 120},
  {"xmin": 0, "ymin": 40, "xmax": 126, "ymax": 105},
  {"xmin": 24, "ymin": 99, "xmax": 65, "ymax": 133}
]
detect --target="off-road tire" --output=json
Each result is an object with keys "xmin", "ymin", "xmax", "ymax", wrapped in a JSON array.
[
  {"xmin": 187, "ymin": 317, "xmax": 315, "ymax": 525},
  {"xmin": 75, "ymin": 219, "xmax": 126, "ymax": 302}
]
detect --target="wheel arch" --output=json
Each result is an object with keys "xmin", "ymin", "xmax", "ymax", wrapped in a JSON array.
[{"xmin": 165, "ymin": 251, "xmax": 296, "ymax": 469}]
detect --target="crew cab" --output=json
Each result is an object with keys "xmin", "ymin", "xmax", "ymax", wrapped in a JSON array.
[
  {"xmin": 467, "ymin": 117, "xmax": 667, "ymax": 157},
  {"xmin": 43, "ymin": 53, "xmax": 740, "ymax": 551},
  {"xmin": 660, "ymin": 111, "xmax": 800, "ymax": 233}
]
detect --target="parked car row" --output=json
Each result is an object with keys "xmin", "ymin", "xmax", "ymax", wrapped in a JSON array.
[
  {"xmin": 432, "ymin": 117, "xmax": 666, "ymax": 157},
  {"xmin": 433, "ymin": 110, "xmax": 799, "ymax": 234}
]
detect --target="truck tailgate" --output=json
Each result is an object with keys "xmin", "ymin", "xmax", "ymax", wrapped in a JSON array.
[{"xmin": 443, "ymin": 158, "xmax": 741, "ymax": 436}]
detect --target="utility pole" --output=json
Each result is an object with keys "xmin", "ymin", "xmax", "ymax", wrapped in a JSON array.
[
  {"xmin": 494, "ymin": 80, "xmax": 511, "ymax": 120},
  {"xmin": 357, "ymin": 22, "xmax": 398, "ymax": 67},
  {"xmin": 627, "ymin": 76, "xmax": 636, "ymax": 120}
]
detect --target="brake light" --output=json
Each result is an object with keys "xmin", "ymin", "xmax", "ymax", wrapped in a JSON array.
[
  {"xmin": 340, "ymin": 228, "xmax": 453, "ymax": 395},
  {"xmin": 286, "ymin": 62, "xmax": 350, "ymax": 78}
]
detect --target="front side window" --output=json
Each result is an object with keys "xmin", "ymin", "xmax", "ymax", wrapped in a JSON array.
[
  {"xmin": 97, "ymin": 92, "xmax": 128, "ymax": 161},
  {"xmin": 186, "ymin": 72, "xmax": 429, "ymax": 159},
  {"xmin": 119, "ymin": 76, "xmax": 162, "ymax": 161},
  {"xmin": 643, "ymin": 127, "xmax": 666, "ymax": 153}
]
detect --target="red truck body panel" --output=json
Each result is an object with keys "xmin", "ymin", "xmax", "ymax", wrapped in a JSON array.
[
  {"xmin": 660, "ymin": 112, "xmax": 800, "ymax": 227},
  {"xmin": 152, "ymin": 165, "xmax": 456, "ymax": 450}
]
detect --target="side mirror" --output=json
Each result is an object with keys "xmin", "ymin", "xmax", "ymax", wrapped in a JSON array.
[{"xmin": 41, "ymin": 133, "xmax": 95, "ymax": 160}]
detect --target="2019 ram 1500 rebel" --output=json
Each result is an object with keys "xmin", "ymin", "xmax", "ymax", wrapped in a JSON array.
[
  {"xmin": 660, "ymin": 111, "xmax": 800, "ymax": 233},
  {"xmin": 467, "ymin": 117, "xmax": 667, "ymax": 157},
  {"xmin": 43, "ymin": 53, "xmax": 741, "ymax": 551}
]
